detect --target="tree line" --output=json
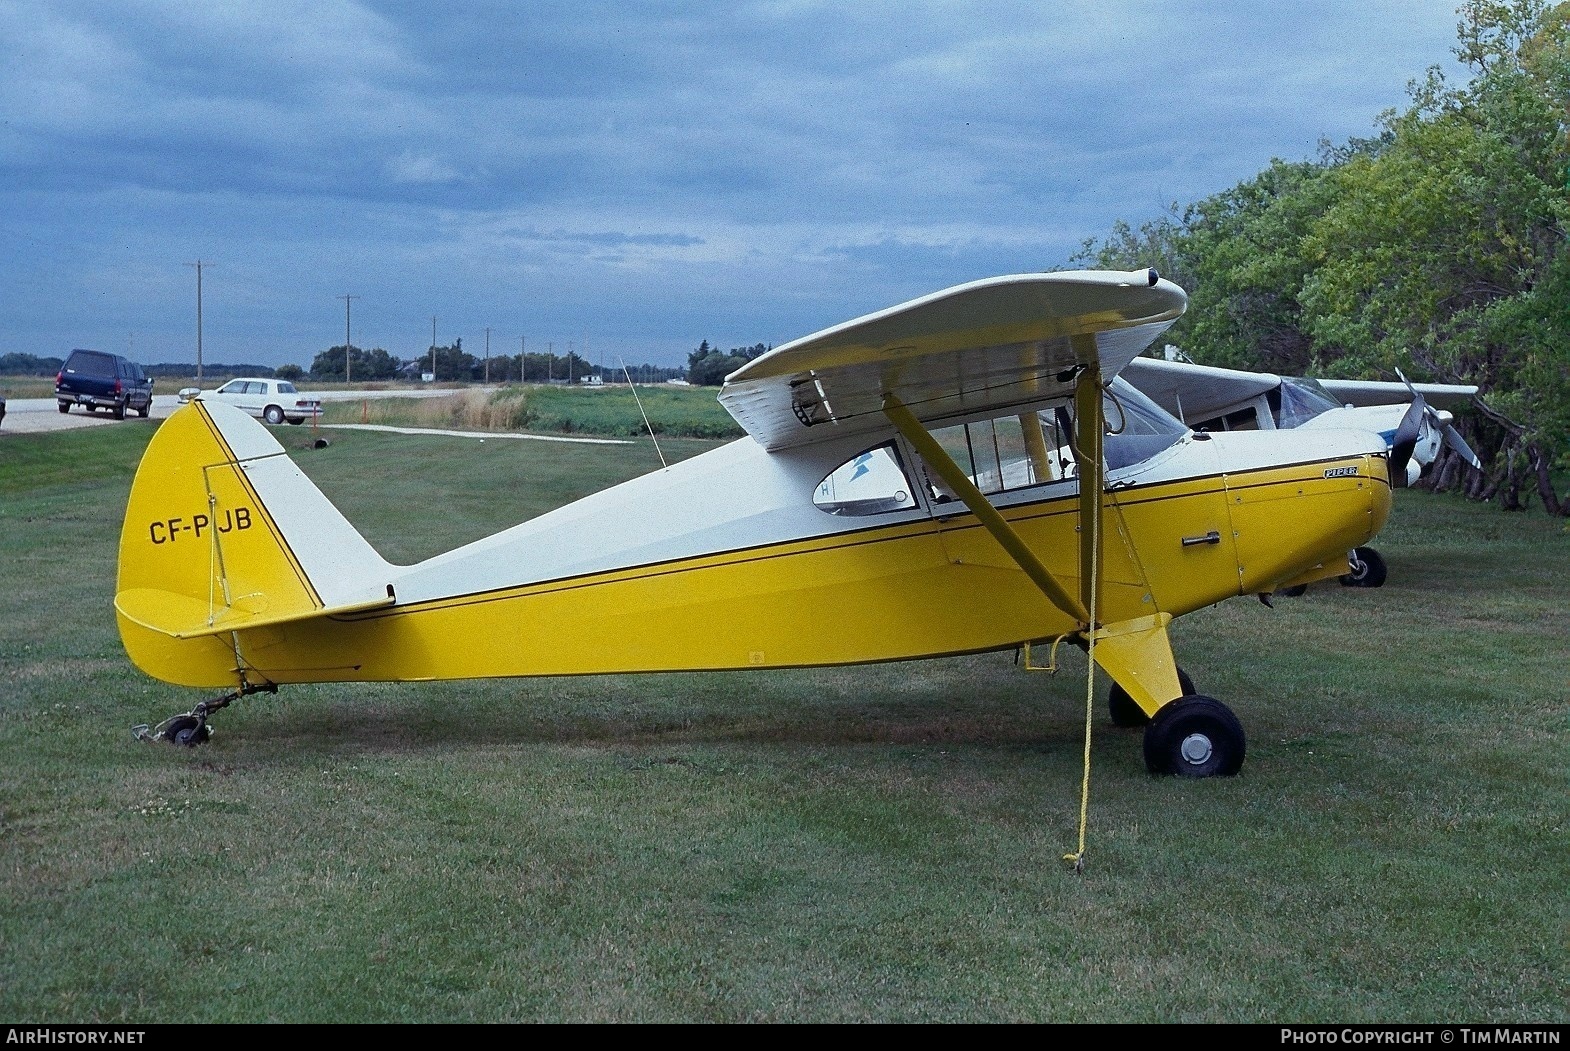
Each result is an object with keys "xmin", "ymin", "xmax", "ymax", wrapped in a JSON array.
[
  {"xmin": 1076, "ymin": 0, "xmax": 1570, "ymax": 513},
  {"xmin": 306, "ymin": 341, "xmax": 684, "ymax": 384}
]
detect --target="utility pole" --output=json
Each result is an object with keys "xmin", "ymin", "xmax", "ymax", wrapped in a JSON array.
[
  {"xmin": 547, "ymin": 342, "xmax": 553, "ymax": 384},
  {"xmin": 520, "ymin": 335, "xmax": 525, "ymax": 382},
  {"xmin": 339, "ymin": 294, "xmax": 358, "ymax": 383},
  {"xmin": 484, "ymin": 327, "xmax": 491, "ymax": 384},
  {"xmin": 430, "ymin": 316, "xmax": 437, "ymax": 381},
  {"xmin": 185, "ymin": 261, "xmax": 209, "ymax": 380}
]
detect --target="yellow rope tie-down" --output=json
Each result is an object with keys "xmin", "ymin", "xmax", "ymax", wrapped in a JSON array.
[{"xmin": 1065, "ymin": 361, "xmax": 1104, "ymax": 874}]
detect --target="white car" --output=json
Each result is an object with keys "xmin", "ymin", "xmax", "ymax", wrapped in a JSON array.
[{"xmin": 178, "ymin": 377, "xmax": 323, "ymax": 425}]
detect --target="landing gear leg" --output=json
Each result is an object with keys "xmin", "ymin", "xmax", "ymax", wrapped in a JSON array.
[
  {"xmin": 133, "ymin": 681, "xmax": 277, "ymax": 747},
  {"xmin": 1109, "ymin": 667, "xmax": 1195, "ymax": 727}
]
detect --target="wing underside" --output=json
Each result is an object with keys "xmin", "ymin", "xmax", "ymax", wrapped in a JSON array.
[{"xmin": 719, "ymin": 270, "xmax": 1188, "ymax": 451}]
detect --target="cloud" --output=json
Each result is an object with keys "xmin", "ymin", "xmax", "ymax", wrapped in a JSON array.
[
  {"xmin": 387, "ymin": 151, "xmax": 464, "ymax": 185},
  {"xmin": 0, "ymin": 0, "xmax": 1467, "ymax": 367}
]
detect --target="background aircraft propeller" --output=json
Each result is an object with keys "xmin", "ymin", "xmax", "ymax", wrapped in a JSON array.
[{"xmin": 1389, "ymin": 369, "xmax": 1482, "ymax": 485}]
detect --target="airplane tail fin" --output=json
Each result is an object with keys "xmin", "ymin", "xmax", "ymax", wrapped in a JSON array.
[{"xmin": 116, "ymin": 402, "xmax": 397, "ymax": 687}]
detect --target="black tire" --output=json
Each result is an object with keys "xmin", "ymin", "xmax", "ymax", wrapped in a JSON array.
[
  {"xmin": 137, "ymin": 404, "xmax": 150, "ymax": 418},
  {"xmin": 112, "ymin": 401, "xmax": 126, "ymax": 420},
  {"xmin": 1109, "ymin": 667, "xmax": 1196, "ymax": 728},
  {"xmin": 163, "ymin": 715, "xmax": 210, "ymax": 747},
  {"xmin": 263, "ymin": 405, "xmax": 285, "ymax": 425},
  {"xmin": 58, "ymin": 402, "xmax": 70, "ymax": 414},
  {"xmin": 287, "ymin": 417, "xmax": 303, "ymax": 425},
  {"xmin": 1339, "ymin": 546, "xmax": 1388, "ymax": 588},
  {"xmin": 1143, "ymin": 695, "xmax": 1245, "ymax": 777}
]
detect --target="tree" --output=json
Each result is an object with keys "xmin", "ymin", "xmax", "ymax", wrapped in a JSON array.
[
  {"xmin": 0, "ymin": 352, "xmax": 64, "ymax": 375},
  {"xmin": 275, "ymin": 364, "xmax": 304, "ymax": 381},
  {"xmin": 1077, "ymin": 0, "xmax": 1570, "ymax": 512},
  {"xmin": 686, "ymin": 341, "xmax": 764, "ymax": 385},
  {"xmin": 311, "ymin": 345, "xmax": 401, "ymax": 381}
]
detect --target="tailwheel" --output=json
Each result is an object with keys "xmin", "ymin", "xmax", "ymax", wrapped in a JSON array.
[
  {"xmin": 132, "ymin": 681, "xmax": 275, "ymax": 747},
  {"xmin": 1108, "ymin": 667, "xmax": 1195, "ymax": 728},
  {"xmin": 160, "ymin": 714, "xmax": 211, "ymax": 747},
  {"xmin": 1142, "ymin": 695, "xmax": 1245, "ymax": 777}
]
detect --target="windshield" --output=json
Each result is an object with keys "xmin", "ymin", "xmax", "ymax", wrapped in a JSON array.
[
  {"xmin": 1103, "ymin": 377, "xmax": 1187, "ymax": 470},
  {"xmin": 1277, "ymin": 377, "xmax": 1341, "ymax": 429}
]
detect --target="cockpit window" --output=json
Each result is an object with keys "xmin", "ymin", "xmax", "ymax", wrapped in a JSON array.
[
  {"xmin": 813, "ymin": 443, "xmax": 918, "ymax": 516},
  {"xmin": 920, "ymin": 378, "xmax": 1187, "ymax": 499}
]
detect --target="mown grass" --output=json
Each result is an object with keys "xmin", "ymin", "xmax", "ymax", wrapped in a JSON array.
[
  {"xmin": 320, "ymin": 383, "xmax": 744, "ymax": 440},
  {"xmin": 0, "ymin": 424, "xmax": 1564, "ymax": 1023}
]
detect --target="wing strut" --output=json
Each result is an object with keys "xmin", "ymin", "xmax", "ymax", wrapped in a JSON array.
[
  {"xmin": 881, "ymin": 393, "xmax": 1089, "ymax": 625},
  {"xmin": 883, "ymin": 365, "xmax": 1184, "ymax": 714}
]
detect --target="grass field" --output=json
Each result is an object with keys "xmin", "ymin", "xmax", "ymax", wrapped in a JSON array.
[
  {"xmin": 0, "ymin": 424, "xmax": 1565, "ymax": 1023},
  {"xmin": 319, "ymin": 382, "xmax": 744, "ymax": 440}
]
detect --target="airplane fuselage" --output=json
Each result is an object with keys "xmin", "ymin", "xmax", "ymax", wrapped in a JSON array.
[{"xmin": 117, "ymin": 405, "xmax": 1390, "ymax": 689}]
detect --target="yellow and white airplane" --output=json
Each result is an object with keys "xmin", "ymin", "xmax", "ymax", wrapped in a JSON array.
[{"xmin": 116, "ymin": 269, "xmax": 1393, "ymax": 777}]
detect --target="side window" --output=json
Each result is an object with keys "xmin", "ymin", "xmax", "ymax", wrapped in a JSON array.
[
  {"xmin": 277, "ymin": 381, "xmax": 297, "ymax": 394},
  {"xmin": 925, "ymin": 410, "xmax": 1070, "ymax": 501},
  {"xmin": 814, "ymin": 443, "xmax": 917, "ymax": 516}
]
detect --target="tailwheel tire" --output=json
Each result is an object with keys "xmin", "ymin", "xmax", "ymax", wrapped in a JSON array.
[
  {"xmin": 1340, "ymin": 546, "xmax": 1387, "ymax": 588},
  {"xmin": 1108, "ymin": 667, "xmax": 1195, "ymax": 728},
  {"xmin": 1142, "ymin": 695, "xmax": 1245, "ymax": 777},
  {"xmin": 163, "ymin": 715, "xmax": 210, "ymax": 747}
]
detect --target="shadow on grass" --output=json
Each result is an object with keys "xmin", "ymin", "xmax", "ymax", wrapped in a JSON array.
[{"xmin": 166, "ymin": 665, "xmax": 1139, "ymax": 761}]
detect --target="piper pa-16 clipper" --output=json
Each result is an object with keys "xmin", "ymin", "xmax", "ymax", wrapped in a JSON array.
[{"xmin": 117, "ymin": 269, "xmax": 1393, "ymax": 777}]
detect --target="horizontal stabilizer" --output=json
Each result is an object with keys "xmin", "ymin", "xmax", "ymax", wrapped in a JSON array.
[{"xmin": 116, "ymin": 586, "xmax": 395, "ymax": 640}]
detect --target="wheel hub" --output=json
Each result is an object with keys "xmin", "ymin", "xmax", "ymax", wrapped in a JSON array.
[{"xmin": 1179, "ymin": 732, "xmax": 1213, "ymax": 766}]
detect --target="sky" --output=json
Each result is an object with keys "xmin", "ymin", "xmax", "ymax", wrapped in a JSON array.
[{"xmin": 1, "ymin": 1, "xmax": 1469, "ymax": 371}]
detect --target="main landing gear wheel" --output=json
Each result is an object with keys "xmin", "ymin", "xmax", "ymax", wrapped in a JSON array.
[
  {"xmin": 1108, "ymin": 667, "xmax": 1195, "ymax": 728},
  {"xmin": 1142, "ymin": 695, "xmax": 1245, "ymax": 777},
  {"xmin": 1340, "ymin": 546, "xmax": 1387, "ymax": 588}
]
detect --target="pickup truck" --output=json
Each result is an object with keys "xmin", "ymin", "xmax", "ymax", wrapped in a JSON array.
[{"xmin": 55, "ymin": 349, "xmax": 154, "ymax": 419}]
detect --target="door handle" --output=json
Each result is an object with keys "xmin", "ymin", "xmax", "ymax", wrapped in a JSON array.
[{"xmin": 1182, "ymin": 530, "xmax": 1222, "ymax": 547}]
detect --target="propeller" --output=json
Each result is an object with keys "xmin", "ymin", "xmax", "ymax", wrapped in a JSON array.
[{"xmin": 1388, "ymin": 369, "xmax": 1482, "ymax": 486}]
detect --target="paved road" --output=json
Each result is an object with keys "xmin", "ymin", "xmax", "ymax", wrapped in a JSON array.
[{"xmin": 1, "ymin": 388, "xmax": 471, "ymax": 436}]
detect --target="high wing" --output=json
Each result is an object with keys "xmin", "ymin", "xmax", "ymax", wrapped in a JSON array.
[
  {"xmin": 1119, "ymin": 357, "xmax": 1281, "ymax": 422},
  {"xmin": 719, "ymin": 269, "xmax": 1188, "ymax": 451},
  {"xmin": 1317, "ymin": 378, "xmax": 1478, "ymax": 409},
  {"xmin": 1122, "ymin": 356, "xmax": 1480, "ymax": 422}
]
